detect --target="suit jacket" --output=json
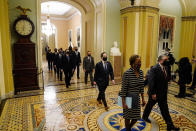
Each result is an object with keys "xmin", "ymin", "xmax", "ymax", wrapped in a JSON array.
[
  {"xmin": 147, "ymin": 64, "xmax": 169, "ymax": 99},
  {"xmin": 62, "ymin": 54, "xmax": 73, "ymax": 72},
  {"xmin": 69, "ymin": 51, "xmax": 76, "ymax": 69},
  {"xmin": 53, "ymin": 52, "xmax": 59, "ymax": 65},
  {"xmin": 94, "ymin": 61, "xmax": 114, "ymax": 87},
  {"xmin": 56, "ymin": 53, "xmax": 63, "ymax": 69},
  {"xmin": 75, "ymin": 51, "xmax": 81, "ymax": 65},
  {"xmin": 83, "ymin": 56, "xmax": 95, "ymax": 71},
  {"xmin": 46, "ymin": 52, "xmax": 53, "ymax": 61}
]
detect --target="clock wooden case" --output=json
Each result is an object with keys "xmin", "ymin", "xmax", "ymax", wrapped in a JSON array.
[{"xmin": 13, "ymin": 15, "xmax": 39, "ymax": 94}]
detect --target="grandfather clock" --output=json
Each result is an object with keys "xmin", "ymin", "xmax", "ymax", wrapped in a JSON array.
[{"xmin": 13, "ymin": 6, "xmax": 39, "ymax": 94}]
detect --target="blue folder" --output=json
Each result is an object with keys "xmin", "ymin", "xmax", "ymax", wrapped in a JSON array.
[{"xmin": 118, "ymin": 96, "xmax": 132, "ymax": 109}]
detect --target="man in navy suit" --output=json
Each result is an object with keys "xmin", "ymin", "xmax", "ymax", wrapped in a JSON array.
[
  {"xmin": 62, "ymin": 49, "xmax": 74, "ymax": 88},
  {"xmin": 94, "ymin": 52, "xmax": 115, "ymax": 111},
  {"xmin": 74, "ymin": 47, "xmax": 81, "ymax": 79},
  {"xmin": 142, "ymin": 55, "xmax": 179, "ymax": 131}
]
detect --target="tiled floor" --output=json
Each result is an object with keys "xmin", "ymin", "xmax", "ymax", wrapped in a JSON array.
[{"xmin": 0, "ymin": 64, "xmax": 196, "ymax": 131}]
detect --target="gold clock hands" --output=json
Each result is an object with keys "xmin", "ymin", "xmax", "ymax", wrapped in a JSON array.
[{"xmin": 16, "ymin": 6, "xmax": 31, "ymax": 16}]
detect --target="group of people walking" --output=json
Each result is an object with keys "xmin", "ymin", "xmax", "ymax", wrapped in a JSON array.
[
  {"xmin": 46, "ymin": 45, "xmax": 195, "ymax": 130},
  {"xmin": 120, "ymin": 54, "xmax": 179, "ymax": 131},
  {"xmin": 46, "ymin": 46, "xmax": 115, "ymax": 111},
  {"xmin": 46, "ymin": 46, "xmax": 81, "ymax": 88}
]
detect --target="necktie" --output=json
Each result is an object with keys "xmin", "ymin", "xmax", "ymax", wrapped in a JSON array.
[
  {"xmin": 67, "ymin": 56, "xmax": 69, "ymax": 62},
  {"xmin": 163, "ymin": 67, "xmax": 167, "ymax": 78}
]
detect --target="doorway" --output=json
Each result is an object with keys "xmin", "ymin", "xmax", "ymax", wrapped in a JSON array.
[
  {"xmin": 41, "ymin": 1, "xmax": 82, "ymax": 87},
  {"xmin": 158, "ymin": 15, "xmax": 175, "ymax": 56}
]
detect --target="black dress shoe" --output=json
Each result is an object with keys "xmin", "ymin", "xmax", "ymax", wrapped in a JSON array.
[
  {"xmin": 167, "ymin": 126, "xmax": 180, "ymax": 131},
  {"xmin": 142, "ymin": 117, "xmax": 151, "ymax": 123},
  {"xmin": 97, "ymin": 100, "xmax": 102, "ymax": 104},
  {"xmin": 175, "ymin": 95, "xmax": 185, "ymax": 98},
  {"xmin": 105, "ymin": 106, "xmax": 109, "ymax": 111},
  {"xmin": 188, "ymin": 86, "xmax": 195, "ymax": 90}
]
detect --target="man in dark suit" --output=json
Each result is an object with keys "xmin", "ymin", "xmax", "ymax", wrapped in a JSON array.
[
  {"xmin": 83, "ymin": 51, "xmax": 95, "ymax": 86},
  {"xmin": 94, "ymin": 52, "xmax": 115, "ymax": 111},
  {"xmin": 165, "ymin": 48, "xmax": 175, "ymax": 81},
  {"xmin": 46, "ymin": 49, "xmax": 53, "ymax": 71},
  {"xmin": 142, "ymin": 55, "xmax": 179, "ymax": 131},
  {"xmin": 62, "ymin": 49, "xmax": 74, "ymax": 88},
  {"xmin": 74, "ymin": 47, "xmax": 81, "ymax": 79},
  {"xmin": 69, "ymin": 46, "xmax": 76, "ymax": 78},
  {"xmin": 53, "ymin": 48, "xmax": 58, "ymax": 74},
  {"xmin": 56, "ymin": 48, "xmax": 63, "ymax": 81}
]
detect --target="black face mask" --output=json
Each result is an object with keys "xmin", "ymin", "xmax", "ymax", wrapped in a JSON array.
[
  {"xmin": 75, "ymin": 49, "xmax": 78, "ymax": 51},
  {"xmin": 163, "ymin": 60, "xmax": 169, "ymax": 66},
  {"xmin": 103, "ymin": 57, "xmax": 107, "ymax": 61},
  {"xmin": 88, "ymin": 54, "xmax": 91, "ymax": 56},
  {"xmin": 135, "ymin": 64, "xmax": 141, "ymax": 71}
]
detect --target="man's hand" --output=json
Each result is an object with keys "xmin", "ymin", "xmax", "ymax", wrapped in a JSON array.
[
  {"xmin": 93, "ymin": 81, "xmax": 96, "ymax": 85},
  {"xmin": 152, "ymin": 94, "xmax": 156, "ymax": 100},
  {"xmin": 61, "ymin": 69, "xmax": 63, "ymax": 72},
  {"xmin": 84, "ymin": 69, "xmax": 86, "ymax": 72},
  {"xmin": 112, "ymin": 80, "xmax": 115, "ymax": 85}
]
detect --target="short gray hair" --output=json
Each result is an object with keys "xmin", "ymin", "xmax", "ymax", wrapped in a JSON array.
[{"xmin": 158, "ymin": 55, "xmax": 167, "ymax": 62}]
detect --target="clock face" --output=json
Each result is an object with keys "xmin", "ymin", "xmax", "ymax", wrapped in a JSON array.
[{"xmin": 15, "ymin": 20, "xmax": 33, "ymax": 36}]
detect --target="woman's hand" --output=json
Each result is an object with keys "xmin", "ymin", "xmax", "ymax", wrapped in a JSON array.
[
  {"xmin": 152, "ymin": 94, "xmax": 156, "ymax": 100},
  {"xmin": 123, "ymin": 104, "xmax": 128, "ymax": 109},
  {"xmin": 142, "ymin": 100, "xmax": 146, "ymax": 107}
]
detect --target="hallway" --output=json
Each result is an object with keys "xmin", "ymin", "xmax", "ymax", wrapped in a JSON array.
[{"xmin": 0, "ymin": 69, "xmax": 196, "ymax": 130}]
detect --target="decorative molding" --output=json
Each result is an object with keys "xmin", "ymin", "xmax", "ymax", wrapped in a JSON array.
[
  {"xmin": 41, "ymin": 12, "xmax": 80, "ymax": 21},
  {"xmin": 120, "ymin": 6, "xmax": 159, "ymax": 15},
  {"xmin": 182, "ymin": 16, "xmax": 196, "ymax": 21}
]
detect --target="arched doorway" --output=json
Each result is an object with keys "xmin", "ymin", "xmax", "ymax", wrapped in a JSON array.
[
  {"xmin": 37, "ymin": 0, "xmax": 106, "ymax": 87},
  {"xmin": 40, "ymin": 1, "xmax": 83, "ymax": 86}
]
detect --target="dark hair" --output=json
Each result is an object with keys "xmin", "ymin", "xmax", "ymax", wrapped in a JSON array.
[
  {"xmin": 158, "ymin": 55, "xmax": 167, "ymax": 62},
  {"xmin": 101, "ymin": 52, "xmax": 107, "ymax": 58},
  {"xmin": 129, "ymin": 55, "xmax": 140, "ymax": 66},
  {"xmin": 69, "ymin": 46, "xmax": 72, "ymax": 50}
]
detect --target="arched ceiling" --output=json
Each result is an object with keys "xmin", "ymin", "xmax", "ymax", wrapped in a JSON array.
[
  {"xmin": 119, "ymin": 0, "xmax": 196, "ymax": 16},
  {"xmin": 41, "ymin": 0, "xmax": 97, "ymax": 14},
  {"xmin": 41, "ymin": 0, "xmax": 104, "ymax": 20}
]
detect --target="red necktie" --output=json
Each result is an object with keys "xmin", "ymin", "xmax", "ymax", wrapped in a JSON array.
[{"xmin": 163, "ymin": 67, "xmax": 167, "ymax": 79}]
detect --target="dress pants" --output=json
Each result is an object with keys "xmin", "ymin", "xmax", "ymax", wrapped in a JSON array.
[
  {"xmin": 64, "ymin": 70, "xmax": 72, "ymax": 87},
  {"xmin": 85, "ymin": 71, "xmax": 93, "ymax": 86},
  {"xmin": 143, "ymin": 96, "xmax": 173, "ymax": 127},
  {"xmin": 53, "ymin": 65, "xmax": 57, "ymax": 74},
  {"xmin": 73, "ymin": 64, "xmax": 80, "ymax": 78},
  {"xmin": 191, "ymin": 68, "xmax": 196, "ymax": 88},
  {"xmin": 48, "ymin": 60, "xmax": 53, "ymax": 70},
  {"xmin": 97, "ymin": 86, "xmax": 107, "ymax": 107},
  {"xmin": 178, "ymin": 84, "xmax": 186, "ymax": 96},
  {"xmin": 76, "ymin": 64, "xmax": 80, "ymax": 78},
  {"xmin": 57, "ymin": 67, "xmax": 62, "ymax": 81}
]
